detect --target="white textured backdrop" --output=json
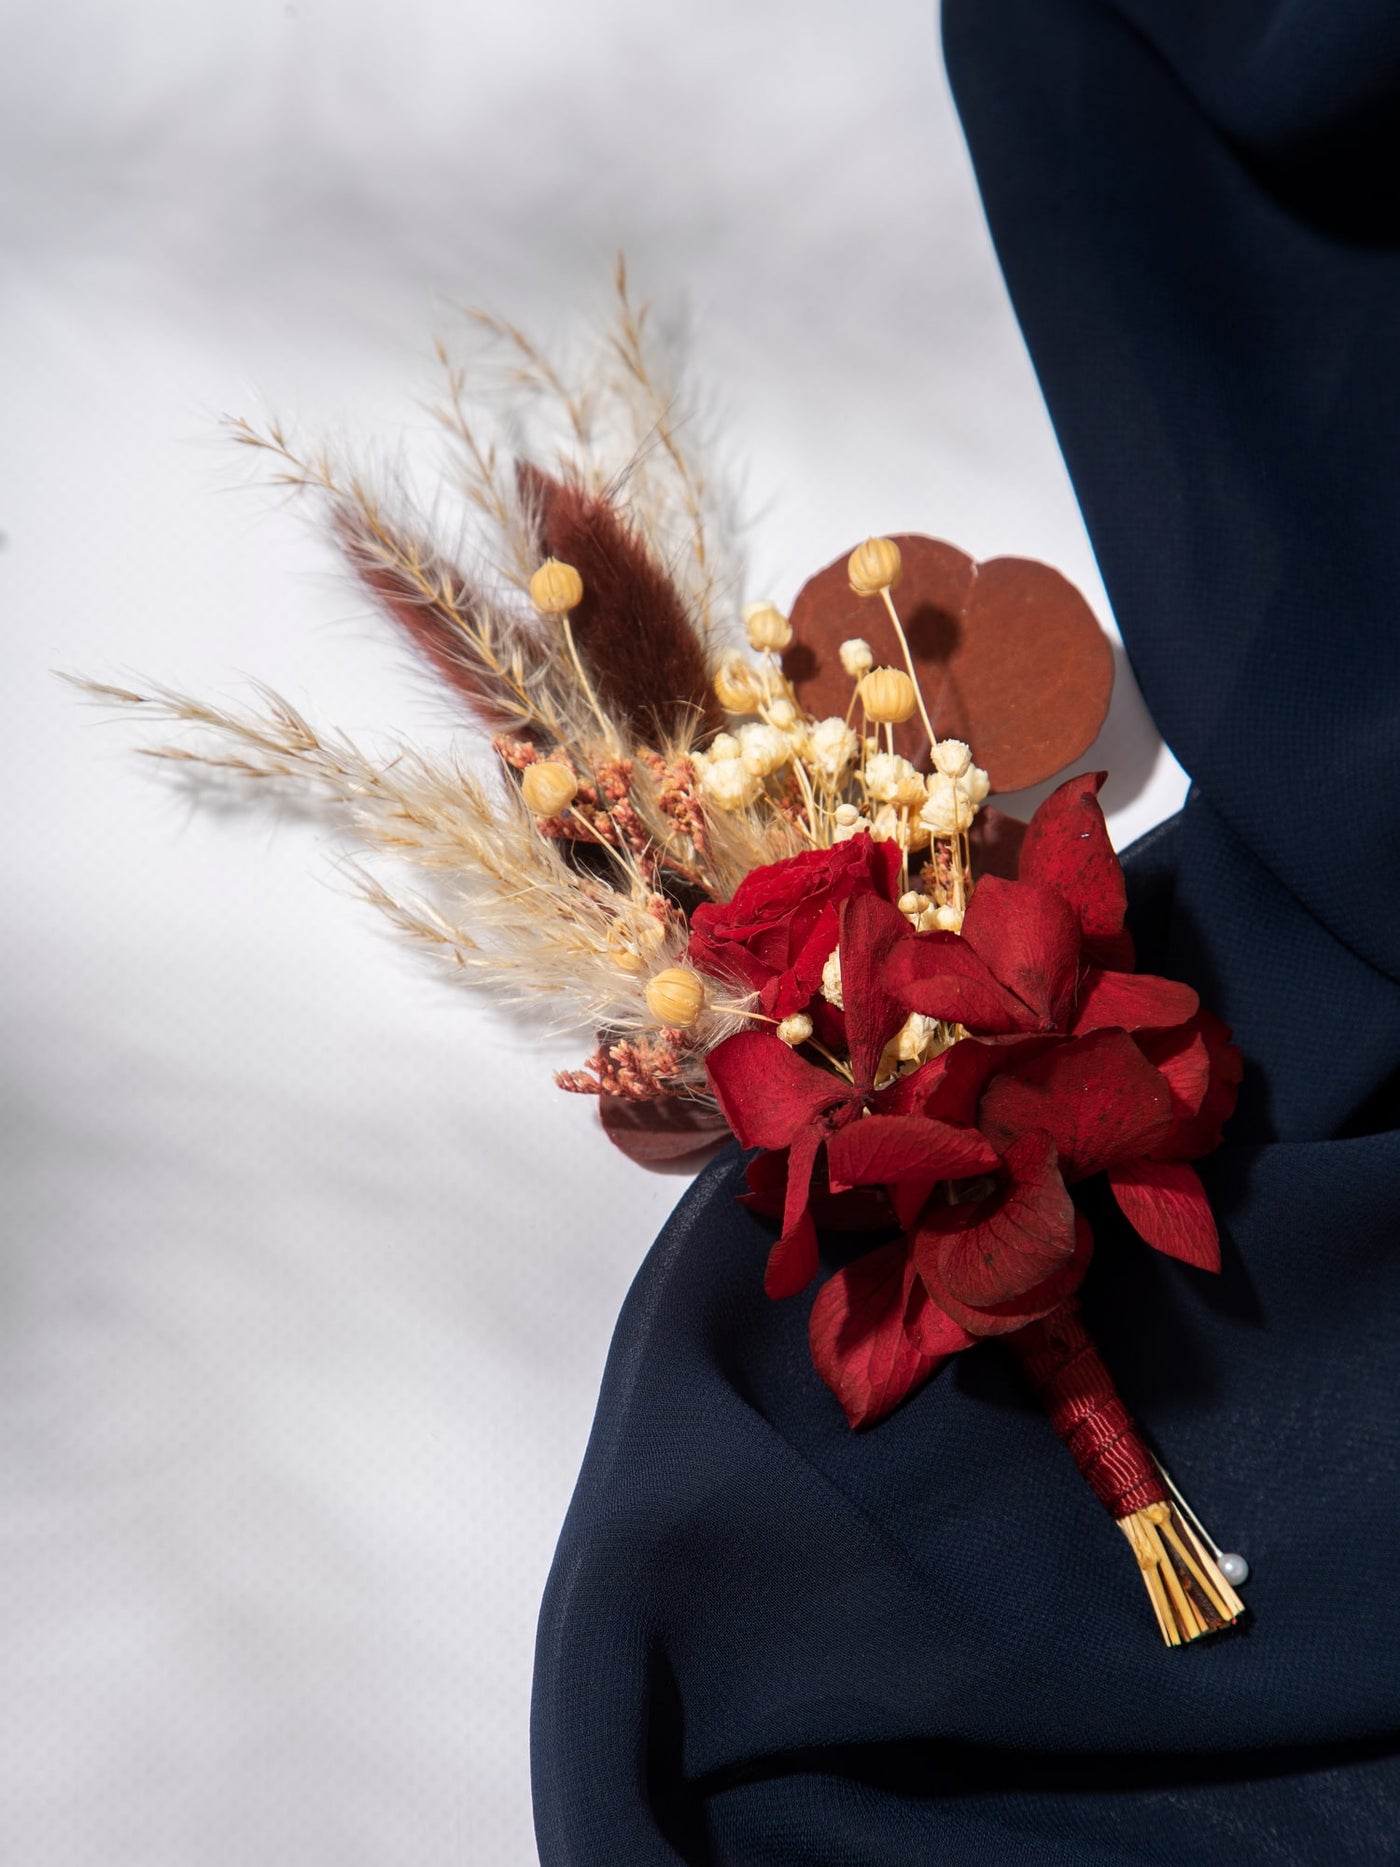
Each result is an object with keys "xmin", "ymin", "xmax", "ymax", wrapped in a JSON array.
[{"xmin": 1, "ymin": 3, "xmax": 1183, "ymax": 1861}]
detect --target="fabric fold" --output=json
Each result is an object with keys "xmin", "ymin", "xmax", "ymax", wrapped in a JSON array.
[{"xmin": 533, "ymin": 4, "xmax": 1400, "ymax": 1855}]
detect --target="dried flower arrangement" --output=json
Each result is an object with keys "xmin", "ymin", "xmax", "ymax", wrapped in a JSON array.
[{"xmin": 74, "ymin": 265, "xmax": 1247, "ymax": 1646}]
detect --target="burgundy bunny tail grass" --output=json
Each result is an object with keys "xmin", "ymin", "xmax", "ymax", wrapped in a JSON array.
[
  {"xmin": 335, "ymin": 509, "xmax": 540, "ymax": 738},
  {"xmin": 1009, "ymin": 1301, "xmax": 1245, "ymax": 1646},
  {"xmin": 519, "ymin": 464, "xmax": 723, "ymax": 744}
]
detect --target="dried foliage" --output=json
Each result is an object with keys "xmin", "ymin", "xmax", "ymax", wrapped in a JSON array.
[
  {"xmin": 518, "ymin": 464, "xmax": 723, "ymax": 743},
  {"xmin": 67, "ymin": 673, "xmax": 753, "ymax": 1082},
  {"xmin": 76, "ymin": 270, "xmax": 994, "ymax": 1111}
]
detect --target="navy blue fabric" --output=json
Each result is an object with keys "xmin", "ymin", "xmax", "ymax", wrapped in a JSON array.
[{"xmin": 532, "ymin": 7, "xmax": 1400, "ymax": 1859}]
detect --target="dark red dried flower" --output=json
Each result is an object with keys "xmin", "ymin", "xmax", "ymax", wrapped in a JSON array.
[
  {"xmin": 707, "ymin": 893, "xmax": 999, "ymax": 1301},
  {"xmin": 689, "ymin": 834, "xmax": 902, "ymax": 1018},
  {"xmin": 705, "ymin": 774, "xmax": 1242, "ymax": 1428}
]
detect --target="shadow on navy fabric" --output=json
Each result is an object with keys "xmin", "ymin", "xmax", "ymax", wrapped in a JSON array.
[{"xmin": 531, "ymin": 5, "xmax": 1400, "ymax": 1859}]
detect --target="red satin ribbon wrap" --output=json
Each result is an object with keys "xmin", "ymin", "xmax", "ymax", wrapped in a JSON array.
[{"xmin": 1009, "ymin": 1300, "xmax": 1167, "ymax": 1520}]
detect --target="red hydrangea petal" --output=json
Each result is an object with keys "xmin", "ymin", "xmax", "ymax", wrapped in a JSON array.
[
  {"xmin": 1148, "ymin": 1011, "xmax": 1244, "ymax": 1158},
  {"xmin": 765, "ymin": 1213, "xmax": 819, "ymax": 1300},
  {"xmin": 740, "ymin": 1147, "xmax": 787, "ymax": 1217},
  {"xmin": 840, "ymin": 893, "xmax": 920, "ymax": 1089},
  {"xmin": 889, "ymin": 1034, "xmax": 1055, "ymax": 1123},
  {"xmin": 890, "ymin": 1175, "xmax": 944, "ymax": 1232},
  {"xmin": 885, "ymin": 933, "xmax": 1030, "ymax": 1034},
  {"xmin": 1136, "ymin": 1027, "xmax": 1211, "ymax": 1130},
  {"xmin": 764, "ymin": 1126, "xmax": 825, "ymax": 1298},
  {"xmin": 809, "ymin": 1239, "xmax": 970, "ymax": 1428},
  {"xmin": 1018, "ymin": 771, "xmax": 1134, "ymax": 968},
  {"xmin": 740, "ymin": 1148, "xmax": 894, "ymax": 1234},
  {"xmin": 1108, "ymin": 1160, "xmax": 1222, "ymax": 1271},
  {"xmin": 825, "ymin": 1114, "xmax": 999, "ymax": 1191},
  {"xmin": 960, "ymin": 876, "xmax": 1083, "ymax": 1030},
  {"xmin": 916, "ymin": 1129, "xmax": 1076, "ymax": 1308},
  {"xmin": 907, "ymin": 1285, "xmax": 982, "ymax": 1362},
  {"xmin": 979, "ymin": 1027, "xmax": 1175, "ymax": 1180},
  {"xmin": 707, "ymin": 1030, "xmax": 848, "ymax": 1149},
  {"xmin": 1073, "ymin": 968, "xmax": 1200, "ymax": 1034},
  {"xmin": 918, "ymin": 1209, "xmax": 1094, "ymax": 1336}
]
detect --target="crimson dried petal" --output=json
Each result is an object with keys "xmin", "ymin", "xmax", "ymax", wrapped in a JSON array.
[
  {"xmin": 915, "ymin": 1210, "xmax": 1094, "ymax": 1340},
  {"xmin": 1072, "ymin": 968, "xmax": 1200, "ymax": 1035},
  {"xmin": 960, "ymin": 876, "xmax": 1082, "ymax": 1030},
  {"xmin": 1108, "ymin": 1160, "xmax": 1222, "ymax": 1271},
  {"xmin": 825, "ymin": 1114, "xmax": 999, "ymax": 1192},
  {"xmin": 740, "ymin": 1149, "xmax": 893, "ymax": 1234},
  {"xmin": 916, "ymin": 1129, "xmax": 1076, "ymax": 1309},
  {"xmin": 741, "ymin": 1147, "xmax": 787, "ymax": 1217},
  {"xmin": 839, "ymin": 893, "xmax": 920, "ymax": 1090},
  {"xmin": 1018, "ymin": 771, "xmax": 1133, "ymax": 968},
  {"xmin": 902, "ymin": 1034, "xmax": 1053, "ymax": 1124},
  {"xmin": 978, "ymin": 1028, "xmax": 1175, "ymax": 1181},
  {"xmin": 809, "ymin": 1238, "xmax": 972, "ymax": 1429},
  {"xmin": 872, "ymin": 1044, "xmax": 964, "ymax": 1120},
  {"xmin": 706, "ymin": 1030, "xmax": 845, "ymax": 1150},
  {"xmin": 885, "ymin": 934, "xmax": 1029, "ymax": 1034},
  {"xmin": 1135, "ymin": 1027, "xmax": 1211, "ymax": 1134},
  {"xmin": 689, "ymin": 834, "xmax": 901, "ymax": 1016},
  {"xmin": 1147, "ymin": 1010, "xmax": 1243, "ymax": 1158},
  {"xmin": 764, "ymin": 1126, "xmax": 825, "ymax": 1297}
]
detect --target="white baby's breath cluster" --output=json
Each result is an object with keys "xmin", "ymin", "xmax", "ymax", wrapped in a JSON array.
[
  {"xmin": 700, "ymin": 541, "xmax": 990, "ymax": 939},
  {"xmin": 693, "ymin": 543, "xmax": 994, "ymax": 1090}
]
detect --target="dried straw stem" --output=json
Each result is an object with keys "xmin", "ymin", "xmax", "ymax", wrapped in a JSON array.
[
  {"xmin": 607, "ymin": 257, "xmax": 725, "ymax": 642},
  {"xmin": 65, "ymin": 676, "xmax": 692, "ymax": 1034},
  {"xmin": 1117, "ymin": 1502, "xmax": 1245, "ymax": 1646}
]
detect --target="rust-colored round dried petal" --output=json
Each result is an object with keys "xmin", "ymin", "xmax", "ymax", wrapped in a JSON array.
[
  {"xmin": 785, "ymin": 535, "xmax": 1113, "ymax": 793},
  {"xmin": 598, "ymin": 1093, "xmax": 731, "ymax": 1163},
  {"xmin": 967, "ymin": 805, "xmax": 1029, "ymax": 882}
]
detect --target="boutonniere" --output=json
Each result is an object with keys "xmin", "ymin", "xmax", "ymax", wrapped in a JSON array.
[{"xmin": 75, "ymin": 269, "xmax": 1247, "ymax": 1645}]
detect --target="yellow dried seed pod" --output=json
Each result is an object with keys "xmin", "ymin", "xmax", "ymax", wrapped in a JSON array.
[
  {"xmin": 713, "ymin": 653, "xmax": 764, "ymax": 713},
  {"xmin": 742, "ymin": 602, "xmax": 793, "ymax": 652},
  {"xmin": 645, "ymin": 966, "xmax": 706, "ymax": 1029},
  {"xmin": 859, "ymin": 666, "xmax": 918, "ymax": 724},
  {"xmin": 608, "ymin": 914, "xmax": 665, "ymax": 972},
  {"xmin": 529, "ymin": 558, "xmax": 584, "ymax": 615},
  {"xmin": 520, "ymin": 760, "xmax": 578, "ymax": 816},
  {"xmin": 847, "ymin": 537, "xmax": 903, "ymax": 597},
  {"xmin": 776, "ymin": 1013, "xmax": 814, "ymax": 1047}
]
